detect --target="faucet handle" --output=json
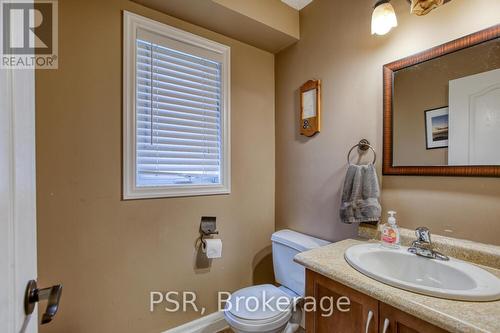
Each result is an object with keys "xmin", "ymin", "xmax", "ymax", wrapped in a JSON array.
[{"xmin": 415, "ymin": 227, "xmax": 431, "ymax": 244}]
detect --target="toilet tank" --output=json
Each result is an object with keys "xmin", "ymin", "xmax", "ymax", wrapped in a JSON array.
[{"xmin": 271, "ymin": 229, "xmax": 331, "ymax": 296}]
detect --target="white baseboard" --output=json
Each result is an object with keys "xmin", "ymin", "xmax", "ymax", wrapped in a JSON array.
[{"xmin": 161, "ymin": 311, "xmax": 228, "ymax": 333}]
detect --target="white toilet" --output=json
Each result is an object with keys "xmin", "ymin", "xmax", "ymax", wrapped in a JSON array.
[{"xmin": 224, "ymin": 229, "xmax": 330, "ymax": 333}]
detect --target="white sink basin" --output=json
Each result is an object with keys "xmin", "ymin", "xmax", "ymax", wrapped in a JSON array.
[{"xmin": 345, "ymin": 243, "xmax": 500, "ymax": 301}]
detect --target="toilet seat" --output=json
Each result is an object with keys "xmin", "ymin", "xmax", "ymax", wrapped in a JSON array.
[
  {"xmin": 224, "ymin": 284, "xmax": 293, "ymax": 332},
  {"xmin": 225, "ymin": 308, "xmax": 292, "ymax": 332}
]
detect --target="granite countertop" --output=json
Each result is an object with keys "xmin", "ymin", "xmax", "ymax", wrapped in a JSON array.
[{"xmin": 294, "ymin": 239, "xmax": 500, "ymax": 333}]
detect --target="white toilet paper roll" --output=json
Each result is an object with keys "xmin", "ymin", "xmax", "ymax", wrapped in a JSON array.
[{"xmin": 202, "ymin": 239, "xmax": 222, "ymax": 259}]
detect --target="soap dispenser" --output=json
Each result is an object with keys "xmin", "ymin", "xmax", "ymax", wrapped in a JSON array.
[{"xmin": 381, "ymin": 211, "xmax": 400, "ymax": 249}]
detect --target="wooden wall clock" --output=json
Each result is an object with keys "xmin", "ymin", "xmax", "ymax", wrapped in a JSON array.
[{"xmin": 300, "ymin": 80, "xmax": 321, "ymax": 137}]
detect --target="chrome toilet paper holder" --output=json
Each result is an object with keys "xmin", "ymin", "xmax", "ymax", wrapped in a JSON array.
[{"xmin": 199, "ymin": 216, "xmax": 219, "ymax": 249}]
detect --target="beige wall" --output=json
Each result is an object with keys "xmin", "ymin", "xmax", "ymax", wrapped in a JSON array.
[
  {"xmin": 36, "ymin": 1, "xmax": 275, "ymax": 332},
  {"xmin": 212, "ymin": 0, "xmax": 299, "ymax": 38},
  {"xmin": 276, "ymin": 0, "xmax": 500, "ymax": 245},
  {"xmin": 394, "ymin": 63, "xmax": 450, "ymax": 166},
  {"xmin": 132, "ymin": 0, "xmax": 299, "ymax": 53},
  {"xmin": 393, "ymin": 40, "xmax": 500, "ymax": 166}
]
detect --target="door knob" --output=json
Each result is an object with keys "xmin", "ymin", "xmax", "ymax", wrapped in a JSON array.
[{"xmin": 24, "ymin": 280, "xmax": 63, "ymax": 324}]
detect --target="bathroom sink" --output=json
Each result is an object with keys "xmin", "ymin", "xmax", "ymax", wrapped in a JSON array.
[{"xmin": 344, "ymin": 243, "xmax": 500, "ymax": 301}]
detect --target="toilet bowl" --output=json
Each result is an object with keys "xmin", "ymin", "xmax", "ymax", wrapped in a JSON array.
[
  {"xmin": 223, "ymin": 230, "xmax": 330, "ymax": 333},
  {"xmin": 224, "ymin": 285, "xmax": 293, "ymax": 333}
]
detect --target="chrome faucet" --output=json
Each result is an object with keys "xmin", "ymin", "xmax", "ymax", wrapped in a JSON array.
[{"xmin": 408, "ymin": 227, "xmax": 449, "ymax": 261}]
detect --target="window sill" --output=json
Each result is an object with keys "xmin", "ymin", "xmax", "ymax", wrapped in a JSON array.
[{"xmin": 122, "ymin": 184, "xmax": 230, "ymax": 200}]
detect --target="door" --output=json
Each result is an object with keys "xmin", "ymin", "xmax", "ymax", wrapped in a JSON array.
[
  {"xmin": 0, "ymin": 38, "xmax": 38, "ymax": 333},
  {"xmin": 305, "ymin": 270, "xmax": 378, "ymax": 333},
  {"xmin": 448, "ymin": 68, "xmax": 500, "ymax": 165},
  {"xmin": 379, "ymin": 303, "xmax": 448, "ymax": 333}
]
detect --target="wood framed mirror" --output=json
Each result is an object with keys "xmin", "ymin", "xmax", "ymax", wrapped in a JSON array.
[{"xmin": 383, "ymin": 24, "xmax": 500, "ymax": 177}]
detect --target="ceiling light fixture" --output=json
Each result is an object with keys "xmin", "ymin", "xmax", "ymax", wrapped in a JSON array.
[{"xmin": 371, "ymin": 0, "xmax": 398, "ymax": 36}]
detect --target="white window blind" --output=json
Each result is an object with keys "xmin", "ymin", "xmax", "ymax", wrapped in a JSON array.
[
  {"xmin": 123, "ymin": 12, "xmax": 230, "ymax": 199},
  {"xmin": 136, "ymin": 39, "xmax": 222, "ymax": 186}
]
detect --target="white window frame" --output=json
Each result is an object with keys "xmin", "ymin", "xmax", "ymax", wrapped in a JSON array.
[{"xmin": 123, "ymin": 11, "xmax": 231, "ymax": 199}]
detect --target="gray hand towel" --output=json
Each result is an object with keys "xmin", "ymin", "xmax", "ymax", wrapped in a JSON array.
[{"xmin": 340, "ymin": 163, "xmax": 381, "ymax": 224}]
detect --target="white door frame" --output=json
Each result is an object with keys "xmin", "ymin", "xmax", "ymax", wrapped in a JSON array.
[
  {"xmin": 449, "ymin": 68, "xmax": 500, "ymax": 165},
  {"xmin": 0, "ymin": 49, "xmax": 38, "ymax": 333}
]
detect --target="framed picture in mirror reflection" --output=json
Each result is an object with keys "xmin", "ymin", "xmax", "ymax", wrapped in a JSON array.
[{"xmin": 425, "ymin": 107, "xmax": 449, "ymax": 150}]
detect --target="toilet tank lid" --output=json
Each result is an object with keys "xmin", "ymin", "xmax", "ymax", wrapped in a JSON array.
[{"xmin": 271, "ymin": 229, "xmax": 331, "ymax": 252}]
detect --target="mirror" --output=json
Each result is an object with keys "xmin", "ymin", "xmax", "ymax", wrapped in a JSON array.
[{"xmin": 383, "ymin": 25, "xmax": 500, "ymax": 177}]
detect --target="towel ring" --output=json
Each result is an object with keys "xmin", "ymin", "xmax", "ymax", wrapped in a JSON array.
[{"xmin": 347, "ymin": 139, "xmax": 376, "ymax": 165}]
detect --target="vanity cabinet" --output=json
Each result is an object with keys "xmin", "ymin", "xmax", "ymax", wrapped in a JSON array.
[
  {"xmin": 378, "ymin": 303, "xmax": 447, "ymax": 333},
  {"xmin": 305, "ymin": 269, "xmax": 379, "ymax": 333},
  {"xmin": 305, "ymin": 270, "xmax": 448, "ymax": 333}
]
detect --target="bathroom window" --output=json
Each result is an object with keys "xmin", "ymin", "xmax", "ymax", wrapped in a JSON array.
[{"xmin": 123, "ymin": 12, "xmax": 231, "ymax": 199}]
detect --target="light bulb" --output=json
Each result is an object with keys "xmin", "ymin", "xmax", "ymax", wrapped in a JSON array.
[{"xmin": 371, "ymin": 2, "xmax": 398, "ymax": 36}]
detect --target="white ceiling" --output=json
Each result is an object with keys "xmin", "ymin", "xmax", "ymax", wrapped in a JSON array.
[{"xmin": 281, "ymin": 0, "xmax": 314, "ymax": 11}]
